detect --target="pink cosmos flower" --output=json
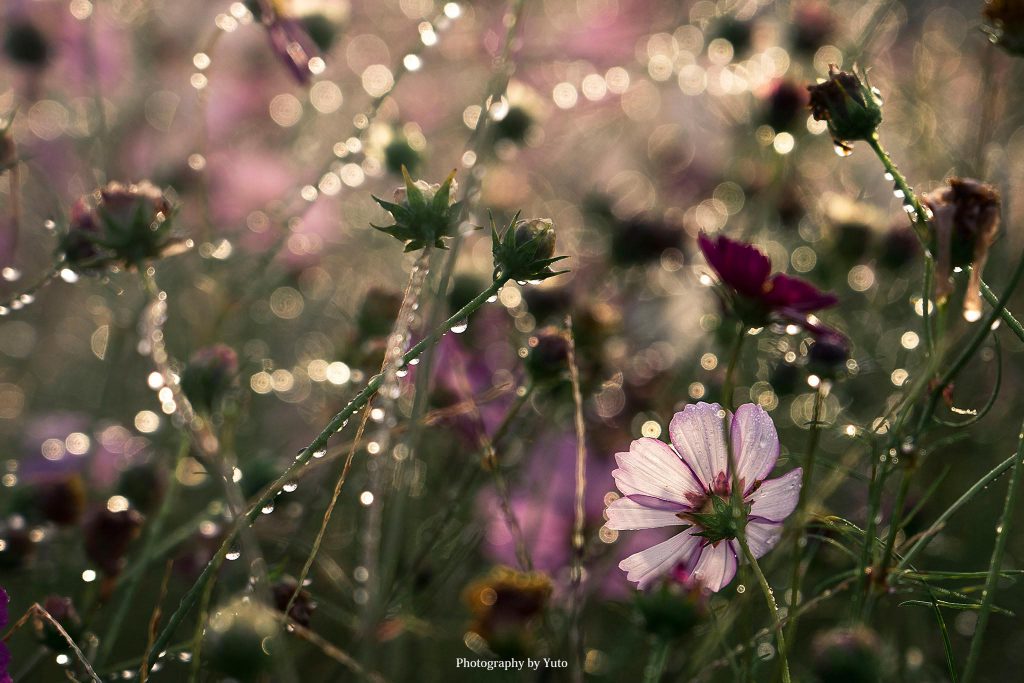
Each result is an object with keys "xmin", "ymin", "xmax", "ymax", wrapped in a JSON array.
[{"xmin": 606, "ymin": 402, "xmax": 802, "ymax": 592}]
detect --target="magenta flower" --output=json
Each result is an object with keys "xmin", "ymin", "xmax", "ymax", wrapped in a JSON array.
[
  {"xmin": 698, "ymin": 233, "xmax": 837, "ymax": 328},
  {"xmin": 0, "ymin": 586, "xmax": 10, "ymax": 683},
  {"xmin": 606, "ymin": 402, "xmax": 801, "ymax": 592}
]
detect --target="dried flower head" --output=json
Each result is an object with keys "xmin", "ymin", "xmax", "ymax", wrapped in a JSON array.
[
  {"xmin": 373, "ymin": 168, "xmax": 461, "ymax": 251},
  {"xmin": 984, "ymin": 0, "xmax": 1024, "ymax": 55},
  {"xmin": 60, "ymin": 181, "xmax": 187, "ymax": 272},
  {"xmin": 492, "ymin": 215, "xmax": 567, "ymax": 282},
  {"xmin": 921, "ymin": 177, "xmax": 1001, "ymax": 320},
  {"xmin": 464, "ymin": 566, "xmax": 552, "ymax": 656},
  {"xmin": 807, "ymin": 66, "xmax": 883, "ymax": 153}
]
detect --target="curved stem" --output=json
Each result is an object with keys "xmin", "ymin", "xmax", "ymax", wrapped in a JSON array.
[
  {"xmin": 737, "ymin": 532, "xmax": 791, "ymax": 683},
  {"xmin": 961, "ymin": 414, "xmax": 1024, "ymax": 683},
  {"xmin": 144, "ymin": 276, "xmax": 507, "ymax": 669}
]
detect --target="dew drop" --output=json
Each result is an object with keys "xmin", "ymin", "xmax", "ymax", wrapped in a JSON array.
[
  {"xmin": 834, "ymin": 143, "xmax": 853, "ymax": 157},
  {"xmin": 313, "ymin": 449, "xmax": 327, "ymax": 459}
]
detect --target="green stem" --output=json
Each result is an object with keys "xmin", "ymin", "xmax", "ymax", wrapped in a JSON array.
[
  {"xmin": 643, "ymin": 638, "xmax": 670, "ymax": 683},
  {"xmin": 143, "ymin": 276, "xmax": 508, "ymax": 669},
  {"xmin": 898, "ymin": 451, "xmax": 1018, "ymax": 570},
  {"xmin": 95, "ymin": 437, "xmax": 187, "ymax": 667},
  {"xmin": 722, "ymin": 324, "xmax": 745, "ymax": 410},
  {"xmin": 737, "ymin": 532, "xmax": 791, "ymax": 683},
  {"xmin": 784, "ymin": 386, "xmax": 824, "ymax": 644},
  {"xmin": 961, "ymin": 415, "xmax": 1024, "ymax": 683}
]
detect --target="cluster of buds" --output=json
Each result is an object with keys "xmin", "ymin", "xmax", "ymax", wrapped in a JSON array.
[
  {"xmin": 922, "ymin": 177, "xmax": 1001, "ymax": 321},
  {"xmin": 372, "ymin": 168, "xmax": 461, "ymax": 252},
  {"xmin": 181, "ymin": 344, "xmax": 240, "ymax": 415},
  {"xmin": 60, "ymin": 181, "xmax": 187, "ymax": 272},
  {"xmin": 807, "ymin": 66, "xmax": 883, "ymax": 153},
  {"xmin": 463, "ymin": 566, "xmax": 552, "ymax": 657},
  {"xmin": 491, "ymin": 215, "xmax": 566, "ymax": 282}
]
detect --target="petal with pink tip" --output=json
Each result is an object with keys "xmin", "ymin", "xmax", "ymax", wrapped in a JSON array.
[
  {"xmin": 747, "ymin": 468, "xmax": 803, "ymax": 523},
  {"xmin": 606, "ymin": 497, "xmax": 689, "ymax": 531},
  {"xmin": 669, "ymin": 402, "xmax": 730, "ymax": 491},
  {"xmin": 731, "ymin": 403, "xmax": 781, "ymax": 493},
  {"xmin": 613, "ymin": 437, "xmax": 704, "ymax": 506},
  {"xmin": 618, "ymin": 530, "xmax": 703, "ymax": 590},
  {"xmin": 690, "ymin": 540, "xmax": 739, "ymax": 592}
]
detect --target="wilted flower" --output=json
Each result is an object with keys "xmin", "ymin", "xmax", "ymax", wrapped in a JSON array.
[
  {"xmin": 607, "ymin": 402, "xmax": 801, "ymax": 591},
  {"xmin": 0, "ymin": 587, "xmax": 10, "ymax": 683},
  {"xmin": 984, "ymin": 1, "xmax": 1024, "ymax": 55},
  {"xmin": 492, "ymin": 216, "xmax": 567, "ymax": 282},
  {"xmin": 698, "ymin": 232, "xmax": 837, "ymax": 329},
  {"xmin": 33, "ymin": 596, "xmax": 82, "ymax": 652},
  {"xmin": 372, "ymin": 169, "xmax": 461, "ymax": 251},
  {"xmin": 271, "ymin": 576, "xmax": 316, "ymax": 627},
  {"xmin": 60, "ymin": 181, "xmax": 186, "ymax": 272},
  {"xmin": 811, "ymin": 625, "xmax": 886, "ymax": 683},
  {"xmin": 205, "ymin": 598, "xmax": 281, "ymax": 681},
  {"xmin": 807, "ymin": 67, "xmax": 883, "ymax": 153},
  {"xmin": 464, "ymin": 566, "xmax": 552, "ymax": 657},
  {"xmin": 83, "ymin": 506, "xmax": 144, "ymax": 576},
  {"xmin": 922, "ymin": 177, "xmax": 1001, "ymax": 320},
  {"xmin": 181, "ymin": 344, "xmax": 239, "ymax": 415}
]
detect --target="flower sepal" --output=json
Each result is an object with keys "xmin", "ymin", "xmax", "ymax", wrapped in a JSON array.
[
  {"xmin": 682, "ymin": 495, "xmax": 749, "ymax": 544},
  {"xmin": 491, "ymin": 213, "xmax": 568, "ymax": 282},
  {"xmin": 372, "ymin": 167, "xmax": 461, "ymax": 252},
  {"xmin": 807, "ymin": 66, "xmax": 883, "ymax": 152}
]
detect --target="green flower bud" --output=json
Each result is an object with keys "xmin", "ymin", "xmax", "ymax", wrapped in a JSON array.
[
  {"xmin": 491, "ymin": 215, "xmax": 567, "ymax": 282},
  {"xmin": 180, "ymin": 344, "xmax": 239, "ymax": 415},
  {"xmin": 372, "ymin": 168, "xmax": 461, "ymax": 251},
  {"xmin": 807, "ymin": 67, "xmax": 883, "ymax": 152}
]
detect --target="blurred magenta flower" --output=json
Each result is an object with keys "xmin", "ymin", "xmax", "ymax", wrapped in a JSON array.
[
  {"xmin": 698, "ymin": 232, "xmax": 837, "ymax": 329},
  {"xmin": 253, "ymin": 0, "xmax": 323, "ymax": 85},
  {"xmin": 607, "ymin": 402, "xmax": 801, "ymax": 592}
]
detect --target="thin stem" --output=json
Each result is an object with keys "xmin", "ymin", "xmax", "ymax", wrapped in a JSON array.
[
  {"xmin": 961, "ymin": 414, "xmax": 1024, "ymax": 683},
  {"xmin": 784, "ymin": 385, "xmax": 824, "ymax": 644},
  {"xmin": 736, "ymin": 533, "xmax": 791, "ymax": 683},
  {"xmin": 722, "ymin": 324, "xmax": 745, "ymax": 410},
  {"xmin": 898, "ymin": 451, "xmax": 1018, "ymax": 570},
  {"xmin": 565, "ymin": 317, "xmax": 588, "ymax": 683},
  {"xmin": 144, "ymin": 276, "xmax": 507, "ymax": 668},
  {"xmin": 643, "ymin": 637, "xmax": 670, "ymax": 683}
]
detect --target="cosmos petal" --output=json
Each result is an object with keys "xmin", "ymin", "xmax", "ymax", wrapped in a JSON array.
[
  {"xmin": 669, "ymin": 402, "xmax": 730, "ymax": 492},
  {"xmin": 745, "ymin": 520, "xmax": 784, "ymax": 559},
  {"xmin": 606, "ymin": 496, "xmax": 689, "ymax": 531},
  {"xmin": 690, "ymin": 540, "xmax": 739, "ymax": 592},
  {"xmin": 618, "ymin": 530, "xmax": 703, "ymax": 590},
  {"xmin": 747, "ymin": 468, "xmax": 803, "ymax": 523},
  {"xmin": 613, "ymin": 437, "xmax": 704, "ymax": 506},
  {"xmin": 731, "ymin": 403, "xmax": 781, "ymax": 493}
]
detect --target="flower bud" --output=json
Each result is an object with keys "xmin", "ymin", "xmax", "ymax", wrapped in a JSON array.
[
  {"xmin": 807, "ymin": 330, "xmax": 850, "ymax": 381},
  {"xmin": 2, "ymin": 21, "xmax": 50, "ymax": 69},
  {"xmin": 271, "ymin": 576, "xmax": 317, "ymax": 627},
  {"xmin": 373, "ymin": 169, "xmax": 461, "ymax": 251},
  {"xmin": 35, "ymin": 476, "xmax": 86, "ymax": 527},
  {"xmin": 463, "ymin": 567, "xmax": 552, "ymax": 658},
  {"xmin": 491, "ymin": 105, "xmax": 534, "ymax": 145},
  {"xmin": 60, "ymin": 181, "xmax": 186, "ymax": 271},
  {"xmin": 761, "ymin": 79, "xmax": 810, "ymax": 133},
  {"xmin": 922, "ymin": 177, "xmax": 1001, "ymax": 320},
  {"xmin": 116, "ymin": 462, "xmax": 167, "ymax": 514},
  {"xmin": 384, "ymin": 136, "xmax": 421, "ymax": 176},
  {"xmin": 525, "ymin": 327, "xmax": 569, "ymax": 384},
  {"xmin": 33, "ymin": 596, "xmax": 82, "ymax": 652},
  {"xmin": 492, "ymin": 216, "xmax": 567, "ymax": 282},
  {"xmin": 82, "ymin": 506, "xmax": 143, "ymax": 577},
  {"xmin": 634, "ymin": 576, "xmax": 706, "ymax": 640},
  {"xmin": 811, "ymin": 626, "xmax": 886, "ymax": 683},
  {"xmin": 984, "ymin": 1, "xmax": 1024, "ymax": 55},
  {"xmin": 807, "ymin": 67, "xmax": 883, "ymax": 152},
  {"xmin": 0, "ymin": 520, "xmax": 34, "ymax": 570},
  {"xmin": 205, "ymin": 598, "xmax": 281, "ymax": 681},
  {"xmin": 181, "ymin": 344, "xmax": 239, "ymax": 415}
]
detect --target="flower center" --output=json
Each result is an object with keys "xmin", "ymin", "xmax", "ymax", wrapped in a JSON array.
[{"xmin": 677, "ymin": 494, "xmax": 749, "ymax": 544}]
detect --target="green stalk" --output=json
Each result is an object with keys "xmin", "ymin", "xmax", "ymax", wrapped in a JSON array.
[
  {"xmin": 961, "ymin": 415, "xmax": 1024, "ymax": 683},
  {"xmin": 784, "ymin": 386, "xmax": 824, "ymax": 644},
  {"xmin": 643, "ymin": 637, "xmax": 670, "ymax": 683},
  {"xmin": 143, "ymin": 276, "xmax": 507, "ymax": 669},
  {"xmin": 737, "ymin": 532, "xmax": 791, "ymax": 683}
]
